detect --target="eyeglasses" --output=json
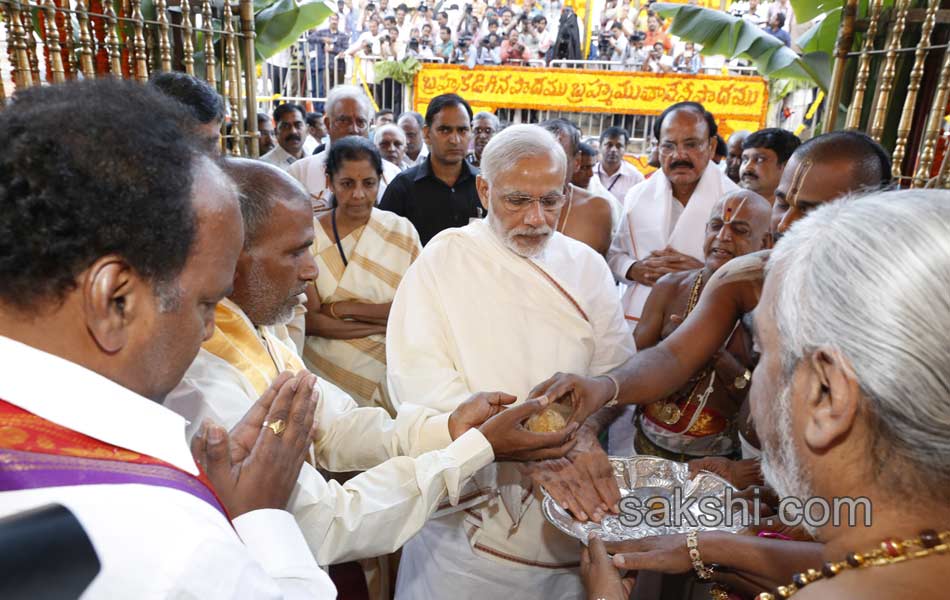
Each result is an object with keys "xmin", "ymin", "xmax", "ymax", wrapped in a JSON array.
[
  {"xmin": 658, "ymin": 139, "xmax": 708, "ymax": 157},
  {"xmin": 333, "ymin": 115, "xmax": 369, "ymax": 130},
  {"xmin": 473, "ymin": 127, "xmax": 496, "ymax": 136},
  {"xmin": 501, "ymin": 193, "xmax": 567, "ymax": 213}
]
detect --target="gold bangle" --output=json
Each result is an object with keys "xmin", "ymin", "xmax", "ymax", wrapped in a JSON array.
[
  {"xmin": 329, "ymin": 303, "xmax": 340, "ymax": 319},
  {"xmin": 687, "ymin": 531, "xmax": 714, "ymax": 580}
]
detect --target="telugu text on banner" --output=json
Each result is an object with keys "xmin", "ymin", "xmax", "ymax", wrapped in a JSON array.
[{"xmin": 414, "ymin": 64, "xmax": 769, "ymax": 137}]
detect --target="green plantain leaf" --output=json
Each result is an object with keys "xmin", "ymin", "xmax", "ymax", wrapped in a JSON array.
[
  {"xmin": 653, "ymin": 3, "xmax": 830, "ymax": 89},
  {"xmin": 254, "ymin": 0, "xmax": 332, "ymax": 62}
]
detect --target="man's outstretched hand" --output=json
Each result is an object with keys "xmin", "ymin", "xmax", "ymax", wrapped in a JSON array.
[
  {"xmin": 527, "ymin": 372, "xmax": 616, "ymax": 429},
  {"xmin": 581, "ymin": 535, "xmax": 637, "ymax": 600},
  {"xmin": 191, "ymin": 370, "xmax": 318, "ymax": 518},
  {"xmin": 520, "ymin": 425, "xmax": 621, "ymax": 523},
  {"xmin": 448, "ymin": 392, "xmax": 580, "ymax": 461}
]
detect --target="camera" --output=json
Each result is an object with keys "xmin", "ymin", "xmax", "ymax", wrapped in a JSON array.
[
  {"xmin": 630, "ymin": 31, "xmax": 645, "ymax": 43},
  {"xmin": 598, "ymin": 31, "xmax": 612, "ymax": 55},
  {"xmin": 409, "ymin": 37, "xmax": 420, "ymax": 49}
]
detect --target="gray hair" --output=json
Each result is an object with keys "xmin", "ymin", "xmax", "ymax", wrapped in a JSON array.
[
  {"xmin": 767, "ymin": 189, "xmax": 950, "ymax": 494},
  {"xmin": 480, "ymin": 124, "xmax": 567, "ymax": 184},
  {"xmin": 373, "ymin": 123, "xmax": 407, "ymax": 146},
  {"xmin": 397, "ymin": 111, "xmax": 424, "ymax": 128},
  {"xmin": 325, "ymin": 84, "xmax": 373, "ymax": 122},
  {"xmin": 472, "ymin": 111, "xmax": 501, "ymax": 130}
]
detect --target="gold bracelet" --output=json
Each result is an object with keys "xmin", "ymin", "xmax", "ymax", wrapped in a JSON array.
[
  {"xmin": 329, "ymin": 303, "xmax": 340, "ymax": 319},
  {"xmin": 600, "ymin": 373, "xmax": 621, "ymax": 408},
  {"xmin": 687, "ymin": 531, "xmax": 714, "ymax": 580}
]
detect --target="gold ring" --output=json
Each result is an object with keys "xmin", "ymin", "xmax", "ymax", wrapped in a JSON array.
[{"xmin": 262, "ymin": 419, "xmax": 286, "ymax": 437}]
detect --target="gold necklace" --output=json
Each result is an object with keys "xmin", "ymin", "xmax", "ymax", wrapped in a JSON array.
[
  {"xmin": 756, "ymin": 529, "xmax": 950, "ymax": 599},
  {"xmin": 656, "ymin": 270, "xmax": 707, "ymax": 426},
  {"xmin": 557, "ymin": 187, "xmax": 574, "ymax": 233}
]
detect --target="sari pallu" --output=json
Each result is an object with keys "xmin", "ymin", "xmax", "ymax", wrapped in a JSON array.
[{"xmin": 305, "ymin": 208, "xmax": 421, "ymax": 416}]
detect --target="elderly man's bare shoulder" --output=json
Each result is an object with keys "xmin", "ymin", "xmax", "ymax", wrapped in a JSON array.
[
  {"xmin": 570, "ymin": 185, "xmax": 614, "ymax": 218},
  {"xmin": 701, "ymin": 250, "xmax": 770, "ymax": 312}
]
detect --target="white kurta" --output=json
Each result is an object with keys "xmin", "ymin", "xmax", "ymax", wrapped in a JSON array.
[
  {"xmin": 288, "ymin": 148, "xmax": 402, "ymax": 211},
  {"xmin": 607, "ymin": 164, "xmax": 739, "ymax": 328},
  {"xmin": 164, "ymin": 301, "xmax": 495, "ymax": 566},
  {"xmin": 586, "ymin": 173, "xmax": 623, "ymax": 236},
  {"xmin": 387, "ymin": 219, "xmax": 635, "ymax": 600}
]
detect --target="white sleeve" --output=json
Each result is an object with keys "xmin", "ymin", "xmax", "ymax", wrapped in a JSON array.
[
  {"xmin": 312, "ymin": 377, "xmax": 455, "ymax": 472},
  {"xmin": 586, "ymin": 259, "xmax": 637, "ymax": 375},
  {"xmin": 386, "ymin": 255, "xmax": 476, "ymax": 414},
  {"xmin": 291, "ymin": 428, "xmax": 494, "ymax": 565}
]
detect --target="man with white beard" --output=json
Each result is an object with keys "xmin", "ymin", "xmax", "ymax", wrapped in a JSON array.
[{"xmin": 387, "ymin": 125, "xmax": 636, "ymax": 599}]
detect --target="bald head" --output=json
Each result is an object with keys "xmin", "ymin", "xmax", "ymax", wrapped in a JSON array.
[
  {"xmin": 220, "ymin": 158, "xmax": 310, "ymax": 248},
  {"xmin": 772, "ymin": 131, "xmax": 891, "ymax": 239},
  {"xmin": 704, "ymin": 189, "xmax": 772, "ymax": 270},
  {"xmin": 796, "ymin": 131, "xmax": 891, "ymax": 190}
]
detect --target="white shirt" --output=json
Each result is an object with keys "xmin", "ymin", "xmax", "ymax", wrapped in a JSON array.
[
  {"xmin": 164, "ymin": 305, "xmax": 496, "ymax": 566},
  {"xmin": 260, "ymin": 145, "xmax": 305, "ymax": 172},
  {"xmin": 594, "ymin": 160, "xmax": 645, "ymax": 207},
  {"xmin": 401, "ymin": 144, "xmax": 429, "ymax": 169},
  {"xmin": 0, "ymin": 336, "xmax": 332, "ymax": 599},
  {"xmin": 288, "ymin": 147, "xmax": 402, "ymax": 210}
]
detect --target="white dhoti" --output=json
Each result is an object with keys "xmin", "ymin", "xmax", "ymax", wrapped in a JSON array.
[{"xmin": 387, "ymin": 219, "xmax": 635, "ymax": 599}]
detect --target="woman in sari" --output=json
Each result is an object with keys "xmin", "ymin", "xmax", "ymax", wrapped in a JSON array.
[{"xmin": 304, "ymin": 136, "xmax": 422, "ymax": 416}]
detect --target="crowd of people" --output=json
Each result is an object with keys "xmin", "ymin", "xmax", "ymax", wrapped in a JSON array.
[
  {"xmin": 1, "ymin": 69, "xmax": 947, "ymax": 600},
  {"xmin": 268, "ymin": 0, "xmax": 801, "ymax": 99}
]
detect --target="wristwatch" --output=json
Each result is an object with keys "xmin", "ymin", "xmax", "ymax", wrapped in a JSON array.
[{"xmin": 734, "ymin": 369, "xmax": 752, "ymax": 390}]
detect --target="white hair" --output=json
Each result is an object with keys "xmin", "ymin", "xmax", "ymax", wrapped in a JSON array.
[
  {"xmin": 472, "ymin": 111, "xmax": 501, "ymax": 130},
  {"xmin": 767, "ymin": 189, "xmax": 950, "ymax": 494},
  {"xmin": 325, "ymin": 84, "xmax": 373, "ymax": 122},
  {"xmin": 479, "ymin": 124, "xmax": 567, "ymax": 184},
  {"xmin": 373, "ymin": 123, "xmax": 406, "ymax": 146}
]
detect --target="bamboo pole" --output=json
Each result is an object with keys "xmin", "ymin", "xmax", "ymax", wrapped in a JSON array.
[
  {"xmin": 868, "ymin": 0, "xmax": 912, "ymax": 140},
  {"xmin": 891, "ymin": 0, "xmax": 939, "ymax": 181},
  {"xmin": 239, "ymin": 0, "xmax": 258, "ymax": 157},
  {"xmin": 43, "ymin": 0, "xmax": 66, "ymax": 83},
  {"xmin": 76, "ymin": 0, "xmax": 97, "ymax": 77},
  {"xmin": 822, "ymin": 0, "xmax": 860, "ymax": 133},
  {"xmin": 180, "ymin": 0, "xmax": 195, "ymax": 76},
  {"xmin": 845, "ymin": 0, "xmax": 884, "ymax": 129},
  {"xmin": 911, "ymin": 46, "xmax": 950, "ymax": 187}
]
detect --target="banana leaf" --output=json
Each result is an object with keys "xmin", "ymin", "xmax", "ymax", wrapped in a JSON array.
[
  {"xmin": 374, "ymin": 56, "xmax": 422, "ymax": 85},
  {"xmin": 255, "ymin": 0, "xmax": 332, "ymax": 62},
  {"xmin": 653, "ymin": 3, "xmax": 830, "ymax": 90}
]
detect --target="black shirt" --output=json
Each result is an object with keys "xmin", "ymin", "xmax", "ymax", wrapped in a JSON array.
[{"xmin": 379, "ymin": 156, "xmax": 483, "ymax": 246}]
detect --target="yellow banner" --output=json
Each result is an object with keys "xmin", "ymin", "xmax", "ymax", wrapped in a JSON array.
[{"xmin": 413, "ymin": 64, "xmax": 769, "ymax": 138}]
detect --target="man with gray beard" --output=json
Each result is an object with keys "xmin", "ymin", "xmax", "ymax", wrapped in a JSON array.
[
  {"xmin": 164, "ymin": 158, "xmax": 578, "ymax": 584},
  {"xmin": 387, "ymin": 125, "xmax": 635, "ymax": 600}
]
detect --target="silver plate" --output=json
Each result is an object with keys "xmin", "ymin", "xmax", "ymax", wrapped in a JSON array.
[{"xmin": 541, "ymin": 456, "xmax": 744, "ymax": 544}]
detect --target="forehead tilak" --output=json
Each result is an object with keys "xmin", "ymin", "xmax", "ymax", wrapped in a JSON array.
[{"xmin": 786, "ymin": 157, "xmax": 814, "ymax": 208}]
